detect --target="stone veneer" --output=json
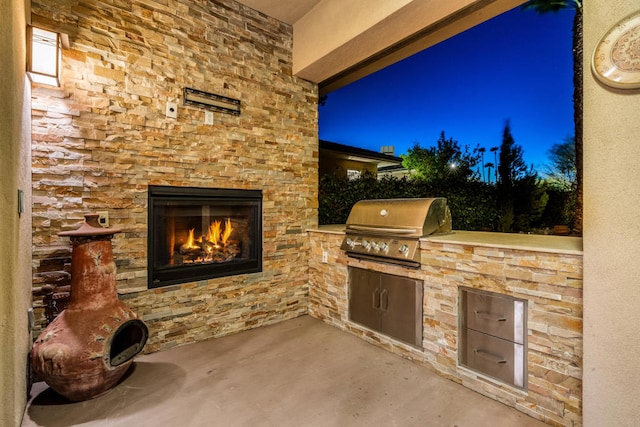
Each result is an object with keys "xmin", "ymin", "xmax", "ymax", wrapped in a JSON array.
[
  {"xmin": 308, "ymin": 229, "xmax": 582, "ymax": 427},
  {"xmin": 30, "ymin": 0, "xmax": 317, "ymax": 350}
]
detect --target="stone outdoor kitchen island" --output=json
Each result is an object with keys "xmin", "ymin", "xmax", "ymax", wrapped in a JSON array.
[{"xmin": 309, "ymin": 227, "xmax": 583, "ymax": 427}]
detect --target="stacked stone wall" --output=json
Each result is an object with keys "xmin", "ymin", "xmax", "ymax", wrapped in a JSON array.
[{"xmin": 30, "ymin": 0, "xmax": 317, "ymax": 348}]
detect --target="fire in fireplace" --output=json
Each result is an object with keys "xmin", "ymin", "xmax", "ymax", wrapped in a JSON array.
[{"xmin": 148, "ymin": 186, "xmax": 262, "ymax": 288}]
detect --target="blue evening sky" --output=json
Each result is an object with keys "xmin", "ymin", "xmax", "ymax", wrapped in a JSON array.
[{"xmin": 318, "ymin": 5, "xmax": 575, "ymax": 173}]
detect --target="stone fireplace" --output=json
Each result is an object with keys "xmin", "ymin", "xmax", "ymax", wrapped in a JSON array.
[
  {"xmin": 148, "ymin": 186, "xmax": 262, "ymax": 288},
  {"xmin": 30, "ymin": 0, "xmax": 318, "ymax": 350}
]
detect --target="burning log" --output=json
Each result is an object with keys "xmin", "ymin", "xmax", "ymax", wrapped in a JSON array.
[
  {"xmin": 171, "ymin": 220, "xmax": 240, "ymax": 266},
  {"xmin": 179, "ymin": 228, "xmax": 202, "ymax": 256}
]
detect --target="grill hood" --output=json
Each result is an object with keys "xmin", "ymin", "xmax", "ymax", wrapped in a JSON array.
[
  {"xmin": 344, "ymin": 198, "xmax": 452, "ymax": 237},
  {"xmin": 341, "ymin": 198, "xmax": 452, "ymax": 268}
]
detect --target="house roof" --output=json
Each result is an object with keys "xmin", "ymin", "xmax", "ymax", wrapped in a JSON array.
[{"xmin": 320, "ymin": 140, "xmax": 403, "ymax": 170}]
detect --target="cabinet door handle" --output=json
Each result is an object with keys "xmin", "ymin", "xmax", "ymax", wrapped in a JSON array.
[
  {"xmin": 372, "ymin": 288, "xmax": 380, "ymax": 309},
  {"xmin": 474, "ymin": 349, "xmax": 507, "ymax": 364},
  {"xmin": 380, "ymin": 289, "xmax": 389, "ymax": 311},
  {"xmin": 473, "ymin": 310, "xmax": 507, "ymax": 322}
]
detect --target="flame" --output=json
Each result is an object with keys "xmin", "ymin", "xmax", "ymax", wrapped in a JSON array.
[
  {"xmin": 207, "ymin": 220, "xmax": 222, "ymax": 245},
  {"xmin": 205, "ymin": 218, "xmax": 232, "ymax": 246},
  {"xmin": 221, "ymin": 218, "xmax": 233, "ymax": 244},
  {"xmin": 184, "ymin": 228, "xmax": 199, "ymax": 249}
]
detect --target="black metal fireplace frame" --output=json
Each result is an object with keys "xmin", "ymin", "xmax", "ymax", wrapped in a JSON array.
[{"xmin": 148, "ymin": 185, "xmax": 262, "ymax": 288}]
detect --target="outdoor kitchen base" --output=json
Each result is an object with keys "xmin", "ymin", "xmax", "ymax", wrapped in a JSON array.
[{"xmin": 148, "ymin": 186, "xmax": 262, "ymax": 288}]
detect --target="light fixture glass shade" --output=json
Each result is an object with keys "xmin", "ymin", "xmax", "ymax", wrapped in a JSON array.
[{"xmin": 27, "ymin": 26, "xmax": 61, "ymax": 86}]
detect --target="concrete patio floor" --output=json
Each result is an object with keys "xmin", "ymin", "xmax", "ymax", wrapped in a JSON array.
[{"xmin": 23, "ymin": 315, "xmax": 547, "ymax": 427}]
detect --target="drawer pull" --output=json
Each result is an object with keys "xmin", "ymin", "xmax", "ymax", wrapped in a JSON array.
[
  {"xmin": 473, "ymin": 310, "xmax": 507, "ymax": 322},
  {"xmin": 474, "ymin": 349, "xmax": 507, "ymax": 364}
]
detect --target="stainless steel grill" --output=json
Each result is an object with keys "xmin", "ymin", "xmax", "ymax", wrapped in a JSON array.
[{"xmin": 340, "ymin": 198, "xmax": 452, "ymax": 267}]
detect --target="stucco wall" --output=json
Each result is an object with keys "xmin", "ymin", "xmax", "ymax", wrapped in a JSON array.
[
  {"xmin": 0, "ymin": 0, "xmax": 33, "ymax": 425},
  {"xmin": 583, "ymin": 1, "xmax": 640, "ymax": 426}
]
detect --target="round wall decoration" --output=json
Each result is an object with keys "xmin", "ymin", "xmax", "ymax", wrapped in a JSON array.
[{"xmin": 592, "ymin": 10, "xmax": 640, "ymax": 89}]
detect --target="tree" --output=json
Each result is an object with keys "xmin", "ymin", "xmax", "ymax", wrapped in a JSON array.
[
  {"xmin": 478, "ymin": 147, "xmax": 486, "ymax": 181},
  {"xmin": 545, "ymin": 136, "xmax": 576, "ymax": 191},
  {"xmin": 523, "ymin": 0, "xmax": 582, "ymax": 234},
  {"xmin": 513, "ymin": 174, "xmax": 549, "ymax": 232},
  {"xmin": 498, "ymin": 121, "xmax": 530, "ymax": 186},
  {"xmin": 484, "ymin": 162, "xmax": 494, "ymax": 184},
  {"xmin": 490, "ymin": 147, "xmax": 499, "ymax": 183},
  {"xmin": 401, "ymin": 131, "xmax": 480, "ymax": 184},
  {"xmin": 496, "ymin": 121, "xmax": 546, "ymax": 232},
  {"xmin": 540, "ymin": 136, "xmax": 577, "ymax": 228}
]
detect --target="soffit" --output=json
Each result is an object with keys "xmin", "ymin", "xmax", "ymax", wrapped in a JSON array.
[{"xmin": 236, "ymin": 0, "xmax": 527, "ymax": 94}]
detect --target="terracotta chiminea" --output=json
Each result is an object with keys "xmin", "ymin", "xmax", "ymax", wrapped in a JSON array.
[{"xmin": 31, "ymin": 214, "xmax": 148, "ymax": 401}]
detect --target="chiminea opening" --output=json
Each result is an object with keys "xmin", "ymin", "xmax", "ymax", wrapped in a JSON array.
[
  {"xmin": 148, "ymin": 186, "xmax": 262, "ymax": 288},
  {"xmin": 109, "ymin": 319, "xmax": 149, "ymax": 367}
]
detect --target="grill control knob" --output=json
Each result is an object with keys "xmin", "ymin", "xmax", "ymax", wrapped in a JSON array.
[
  {"xmin": 379, "ymin": 242, "xmax": 389, "ymax": 253},
  {"xmin": 346, "ymin": 238, "xmax": 356, "ymax": 249},
  {"xmin": 399, "ymin": 244, "xmax": 409, "ymax": 256},
  {"xmin": 371, "ymin": 242, "xmax": 380, "ymax": 252},
  {"xmin": 362, "ymin": 239, "xmax": 371, "ymax": 251}
]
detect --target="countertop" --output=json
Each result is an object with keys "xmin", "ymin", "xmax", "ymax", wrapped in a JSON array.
[{"xmin": 309, "ymin": 225, "xmax": 583, "ymax": 255}]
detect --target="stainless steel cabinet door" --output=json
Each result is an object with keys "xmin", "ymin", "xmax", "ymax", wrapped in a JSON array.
[
  {"xmin": 349, "ymin": 267, "xmax": 381, "ymax": 332},
  {"xmin": 349, "ymin": 267, "xmax": 423, "ymax": 348},
  {"xmin": 380, "ymin": 273, "xmax": 423, "ymax": 347}
]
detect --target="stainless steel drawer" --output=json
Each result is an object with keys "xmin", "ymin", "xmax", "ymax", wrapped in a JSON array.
[
  {"xmin": 460, "ymin": 329, "xmax": 525, "ymax": 388},
  {"xmin": 463, "ymin": 289, "xmax": 525, "ymax": 344}
]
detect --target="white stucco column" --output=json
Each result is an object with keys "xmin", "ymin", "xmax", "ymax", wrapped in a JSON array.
[
  {"xmin": 0, "ymin": 0, "xmax": 33, "ymax": 425},
  {"xmin": 583, "ymin": 1, "xmax": 640, "ymax": 425}
]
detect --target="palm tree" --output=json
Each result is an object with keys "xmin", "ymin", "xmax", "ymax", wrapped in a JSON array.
[
  {"xmin": 485, "ymin": 162, "xmax": 495, "ymax": 184},
  {"xmin": 478, "ymin": 147, "xmax": 486, "ymax": 181},
  {"xmin": 490, "ymin": 147, "xmax": 499, "ymax": 183},
  {"xmin": 523, "ymin": 0, "xmax": 582, "ymax": 235}
]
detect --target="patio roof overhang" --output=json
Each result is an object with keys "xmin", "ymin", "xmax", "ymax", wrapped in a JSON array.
[{"xmin": 237, "ymin": 0, "xmax": 526, "ymax": 95}]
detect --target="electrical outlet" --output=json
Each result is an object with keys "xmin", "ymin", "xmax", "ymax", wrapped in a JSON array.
[
  {"xmin": 322, "ymin": 250, "xmax": 328, "ymax": 264},
  {"xmin": 97, "ymin": 211, "xmax": 109, "ymax": 227},
  {"xmin": 166, "ymin": 102, "xmax": 178, "ymax": 118}
]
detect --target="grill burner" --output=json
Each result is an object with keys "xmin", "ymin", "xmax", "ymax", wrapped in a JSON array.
[{"xmin": 341, "ymin": 198, "xmax": 452, "ymax": 267}]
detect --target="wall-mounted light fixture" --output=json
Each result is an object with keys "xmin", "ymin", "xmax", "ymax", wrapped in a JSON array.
[
  {"xmin": 184, "ymin": 87, "xmax": 241, "ymax": 116},
  {"xmin": 27, "ymin": 26, "xmax": 64, "ymax": 86}
]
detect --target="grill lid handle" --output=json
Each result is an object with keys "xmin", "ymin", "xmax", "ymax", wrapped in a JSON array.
[{"xmin": 347, "ymin": 225, "xmax": 419, "ymax": 234}]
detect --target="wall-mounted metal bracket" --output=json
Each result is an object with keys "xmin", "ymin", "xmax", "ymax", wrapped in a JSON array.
[{"xmin": 183, "ymin": 87, "xmax": 241, "ymax": 116}]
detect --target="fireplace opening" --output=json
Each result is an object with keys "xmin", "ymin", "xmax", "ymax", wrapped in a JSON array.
[
  {"xmin": 109, "ymin": 319, "xmax": 149, "ymax": 367},
  {"xmin": 148, "ymin": 186, "xmax": 262, "ymax": 288}
]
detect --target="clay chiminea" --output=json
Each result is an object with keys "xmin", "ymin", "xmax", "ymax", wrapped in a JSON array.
[{"xmin": 31, "ymin": 214, "xmax": 148, "ymax": 401}]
